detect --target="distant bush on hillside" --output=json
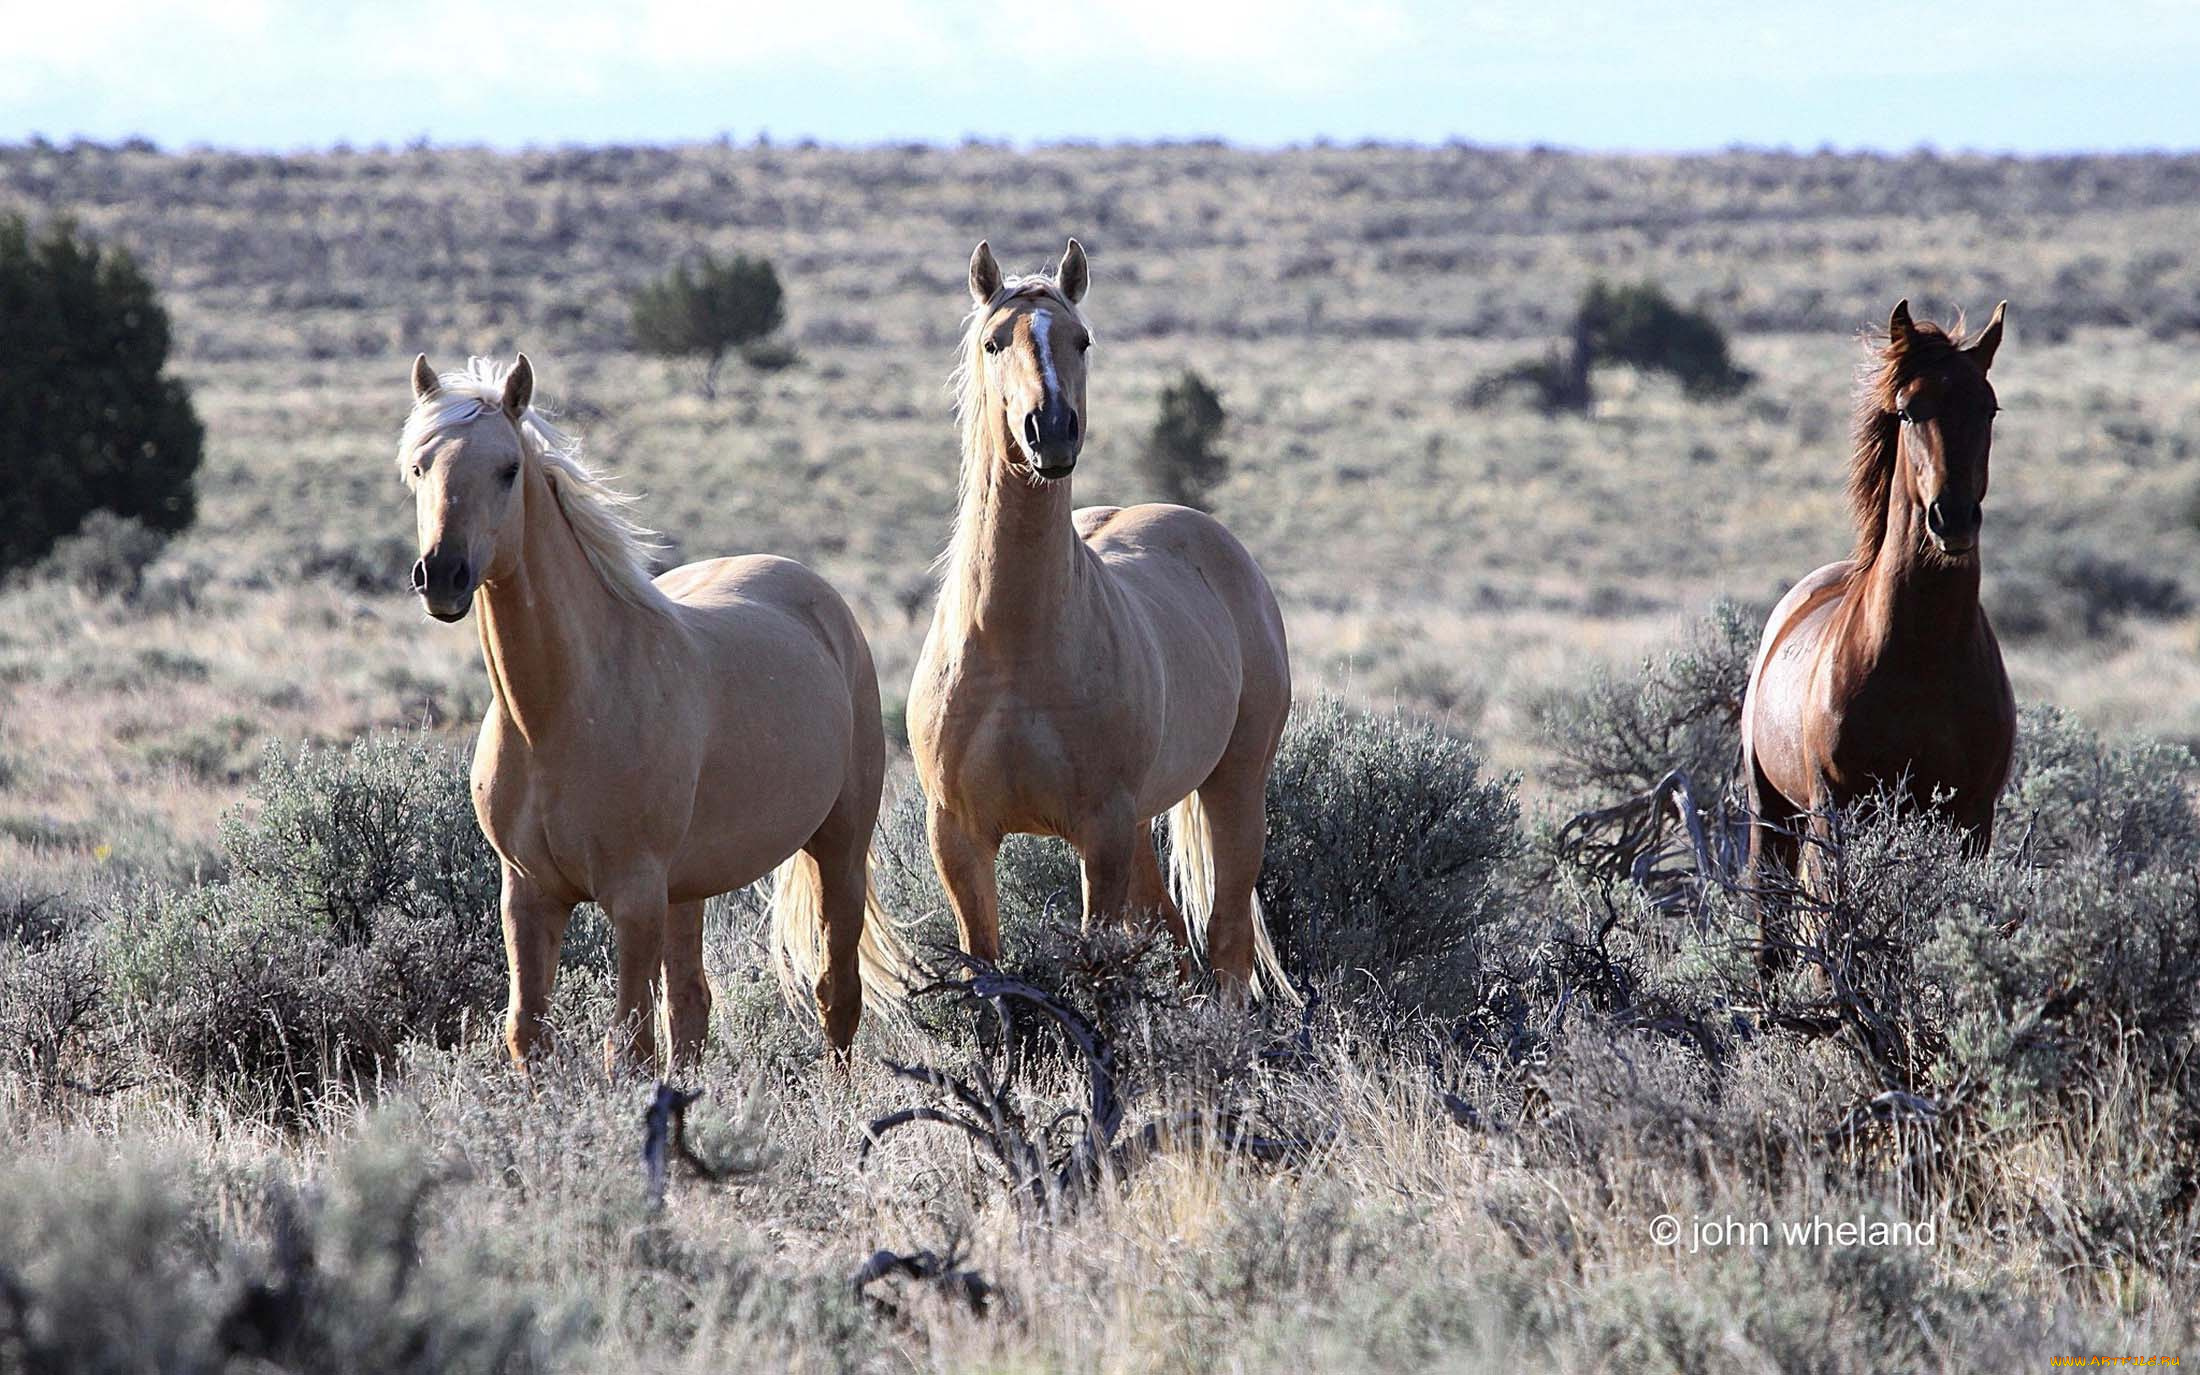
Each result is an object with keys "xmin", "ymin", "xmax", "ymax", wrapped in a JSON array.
[
  {"xmin": 1578, "ymin": 280, "xmax": 1753, "ymax": 399},
  {"xmin": 1140, "ymin": 370, "xmax": 1229, "ymax": 510},
  {"xmin": 1470, "ymin": 279, "xmax": 1751, "ymax": 414},
  {"xmin": 630, "ymin": 251, "xmax": 787, "ymax": 397},
  {"xmin": 1992, "ymin": 542, "xmax": 2189, "ymax": 642},
  {"xmin": 0, "ymin": 215, "xmax": 203, "ymax": 575}
]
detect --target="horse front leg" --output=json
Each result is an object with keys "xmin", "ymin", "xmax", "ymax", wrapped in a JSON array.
[
  {"xmin": 928, "ymin": 803, "xmax": 1002, "ymax": 966},
  {"xmin": 1072, "ymin": 795, "xmax": 1139, "ymax": 933},
  {"xmin": 602, "ymin": 873, "xmax": 669, "ymax": 1074},
  {"xmin": 499, "ymin": 865, "xmax": 572, "ymax": 1066},
  {"xmin": 660, "ymin": 898, "xmax": 711, "ymax": 1069}
]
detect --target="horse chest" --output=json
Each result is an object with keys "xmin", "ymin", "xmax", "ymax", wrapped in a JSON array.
[
  {"xmin": 1821, "ymin": 656, "xmax": 2012, "ymax": 804},
  {"xmin": 471, "ymin": 719, "xmax": 688, "ymax": 903},
  {"xmin": 916, "ymin": 661, "xmax": 1148, "ymax": 826}
]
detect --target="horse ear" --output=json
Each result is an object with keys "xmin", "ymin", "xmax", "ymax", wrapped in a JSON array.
[
  {"xmin": 1888, "ymin": 299, "xmax": 1914, "ymax": 349},
  {"xmin": 501, "ymin": 353, "xmax": 534, "ymax": 417},
  {"xmin": 968, "ymin": 241, "xmax": 1002, "ymax": 306},
  {"xmin": 1969, "ymin": 301, "xmax": 2007, "ymax": 372},
  {"xmin": 411, "ymin": 353, "xmax": 439, "ymax": 402},
  {"xmin": 1056, "ymin": 238, "xmax": 1089, "ymax": 303}
]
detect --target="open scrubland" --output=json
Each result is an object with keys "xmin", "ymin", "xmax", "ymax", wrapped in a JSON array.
[{"xmin": 1, "ymin": 142, "xmax": 2198, "ymax": 1370}]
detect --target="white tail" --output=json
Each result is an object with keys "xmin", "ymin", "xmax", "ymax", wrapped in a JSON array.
[
  {"xmin": 767, "ymin": 848, "xmax": 921, "ymax": 1027},
  {"xmin": 1164, "ymin": 791, "xmax": 1300, "ymax": 1004}
]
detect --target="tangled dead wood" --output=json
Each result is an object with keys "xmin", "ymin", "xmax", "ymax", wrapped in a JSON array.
[
  {"xmin": 850, "ymin": 1240, "xmax": 998, "ymax": 1321},
  {"xmin": 641, "ymin": 1082, "xmax": 760, "ymax": 1211},
  {"xmin": 861, "ymin": 959, "xmax": 1326, "ymax": 1213}
]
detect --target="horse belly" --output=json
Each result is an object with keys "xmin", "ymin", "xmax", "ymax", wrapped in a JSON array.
[
  {"xmin": 1107, "ymin": 571, "xmax": 1250, "ymax": 815},
  {"xmin": 668, "ymin": 671, "xmax": 855, "ymax": 900},
  {"xmin": 1747, "ymin": 601, "xmax": 1840, "ymax": 812}
]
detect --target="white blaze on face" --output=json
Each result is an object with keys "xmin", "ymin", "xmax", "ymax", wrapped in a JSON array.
[{"xmin": 1031, "ymin": 307, "xmax": 1060, "ymax": 411}]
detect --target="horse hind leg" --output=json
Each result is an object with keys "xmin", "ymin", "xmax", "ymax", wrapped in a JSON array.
[
  {"xmin": 1744, "ymin": 749, "xmax": 1804, "ymax": 978},
  {"xmin": 1128, "ymin": 819, "xmax": 1194, "ymax": 961},
  {"xmin": 809, "ymin": 832, "xmax": 873, "ymax": 1055},
  {"xmin": 660, "ymin": 898, "xmax": 712, "ymax": 1069},
  {"xmin": 1183, "ymin": 761, "xmax": 1290, "ymax": 1003}
]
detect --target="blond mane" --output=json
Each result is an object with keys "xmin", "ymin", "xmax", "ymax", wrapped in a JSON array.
[{"xmin": 398, "ymin": 357, "xmax": 668, "ymax": 609}]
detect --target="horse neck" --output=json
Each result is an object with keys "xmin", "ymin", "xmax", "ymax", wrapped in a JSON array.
[
  {"xmin": 474, "ymin": 465, "xmax": 637, "ymax": 742},
  {"xmin": 1851, "ymin": 486, "xmax": 1983, "ymax": 659},
  {"xmin": 938, "ymin": 419, "xmax": 1083, "ymax": 650}
]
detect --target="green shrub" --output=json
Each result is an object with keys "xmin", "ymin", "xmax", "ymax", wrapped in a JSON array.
[
  {"xmin": 224, "ymin": 734, "xmax": 500, "ymax": 944},
  {"xmin": 630, "ymin": 251, "xmax": 786, "ymax": 397},
  {"xmin": 1528, "ymin": 598, "xmax": 1758, "ymax": 800},
  {"xmin": 2000, "ymin": 704, "xmax": 2199, "ymax": 868},
  {"xmin": 0, "ymin": 215, "xmax": 203, "ymax": 574},
  {"xmin": 109, "ymin": 734, "xmax": 504, "ymax": 1116},
  {"xmin": 1259, "ymin": 699, "xmax": 1522, "ymax": 1014},
  {"xmin": 35, "ymin": 510, "xmax": 167, "ymax": 601},
  {"xmin": 1140, "ymin": 370, "xmax": 1229, "ymax": 510}
]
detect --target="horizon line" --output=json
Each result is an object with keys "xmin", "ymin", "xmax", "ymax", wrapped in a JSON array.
[{"xmin": 7, "ymin": 132, "xmax": 2200, "ymax": 162}]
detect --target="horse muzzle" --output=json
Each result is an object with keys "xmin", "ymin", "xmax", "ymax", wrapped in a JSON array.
[
  {"xmin": 1926, "ymin": 497, "xmax": 1982, "ymax": 556},
  {"xmin": 412, "ymin": 553, "xmax": 477, "ymax": 621},
  {"xmin": 1019, "ymin": 403, "xmax": 1081, "ymax": 480}
]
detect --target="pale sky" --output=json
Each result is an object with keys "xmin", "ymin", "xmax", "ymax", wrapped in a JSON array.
[{"xmin": 3, "ymin": 0, "xmax": 2196, "ymax": 153}]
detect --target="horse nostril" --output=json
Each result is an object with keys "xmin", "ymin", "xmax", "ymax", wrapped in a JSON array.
[
  {"xmin": 1064, "ymin": 407, "xmax": 1081, "ymax": 441},
  {"xmin": 1023, "ymin": 412, "xmax": 1043, "ymax": 449},
  {"xmin": 410, "ymin": 558, "xmax": 429, "ymax": 593}
]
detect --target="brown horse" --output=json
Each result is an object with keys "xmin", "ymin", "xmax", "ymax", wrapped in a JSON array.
[
  {"xmin": 1741, "ymin": 301, "xmax": 2017, "ymax": 915},
  {"xmin": 908, "ymin": 240, "xmax": 1297, "ymax": 999},
  {"xmin": 398, "ymin": 355, "xmax": 914, "ymax": 1070}
]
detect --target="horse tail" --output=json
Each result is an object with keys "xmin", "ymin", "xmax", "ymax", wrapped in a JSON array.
[
  {"xmin": 767, "ymin": 848, "xmax": 922, "ymax": 1026},
  {"xmin": 1164, "ymin": 791, "xmax": 1300, "ymax": 1005}
]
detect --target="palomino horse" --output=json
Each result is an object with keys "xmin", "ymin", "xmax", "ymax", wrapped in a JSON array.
[
  {"xmin": 908, "ymin": 240, "xmax": 1297, "ymax": 1000},
  {"xmin": 1741, "ymin": 301, "xmax": 2016, "ymax": 926},
  {"xmin": 398, "ymin": 355, "xmax": 913, "ymax": 1068}
]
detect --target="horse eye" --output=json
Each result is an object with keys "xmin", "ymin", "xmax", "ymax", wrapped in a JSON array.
[
  {"xmin": 1077, "ymin": 337, "xmax": 1092, "ymax": 352},
  {"xmin": 501, "ymin": 463, "xmax": 520, "ymax": 485},
  {"xmin": 983, "ymin": 339, "xmax": 1001, "ymax": 356}
]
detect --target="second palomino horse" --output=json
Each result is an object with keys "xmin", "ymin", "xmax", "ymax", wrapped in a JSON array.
[
  {"xmin": 1742, "ymin": 301, "xmax": 2016, "ymax": 944},
  {"xmin": 909, "ymin": 239, "xmax": 1296, "ymax": 999},
  {"xmin": 399, "ymin": 354, "xmax": 913, "ymax": 1068}
]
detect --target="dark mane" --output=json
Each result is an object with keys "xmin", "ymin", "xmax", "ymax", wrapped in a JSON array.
[{"xmin": 1847, "ymin": 311, "xmax": 1980, "ymax": 567}]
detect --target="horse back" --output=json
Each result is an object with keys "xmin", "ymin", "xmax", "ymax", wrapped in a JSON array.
[
  {"xmin": 657, "ymin": 555, "xmax": 871, "ymax": 675},
  {"xmin": 1078, "ymin": 503, "xmax": 1288, "ymax": 681}
]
